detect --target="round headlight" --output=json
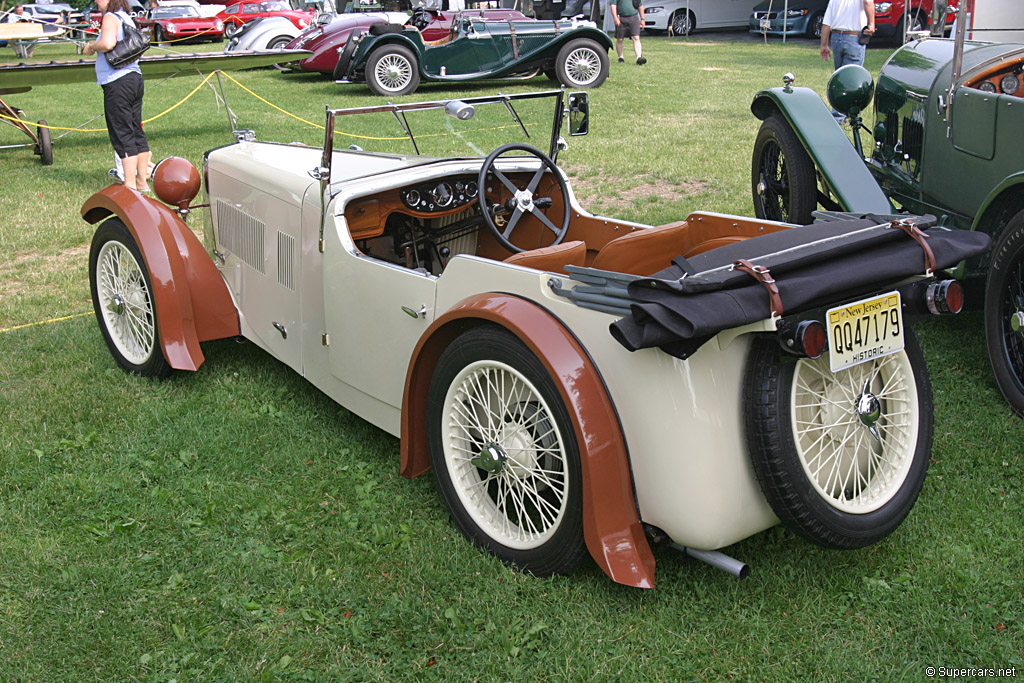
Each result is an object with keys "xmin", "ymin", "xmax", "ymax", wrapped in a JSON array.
[
  {"xmin": 827, "ymin": 64, "xmax": 874, "ymax": 117},
  {"xmin": 216, "ymin": 20, "xmax": 224, "ymax": 30},
  {"xmin": 1001, "ymin": 73, "xmax": 1019, "ymax": 95},
  {"xmin": 166, "ymin": 23, "xmax": 177, "ymax": 33}
]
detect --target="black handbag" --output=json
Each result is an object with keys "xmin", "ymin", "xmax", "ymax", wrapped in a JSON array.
[{"xmin": 106, "ymin": 14, "xmax": 150, "ymax": 69}]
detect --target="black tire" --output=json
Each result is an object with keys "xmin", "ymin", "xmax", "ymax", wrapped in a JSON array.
[
  {"xmin": 744, "ymin": 330, "xmax": 933, "ymax": 549},
  {"xmin": 426, "ymin": 326, "xmax": 586, "ymax": 576},
  {"xmin": 984, "ymin": 209, "xmax": 1024, "ymax": 417},
  {"xmin": 89, "ymin": 218, "xmax": 171, "ymax": 378},
  {"xmin": 154, "ymin": 25, "xmax": 164, "ymax": 43},
  {"xmin": 35, "ymin": 120, "xmax": 52, "ymax": 166},
  {"xmin": 365, "ymin": 44, "xmax": 420, "ymax": 96},
  {"xmin": 554, "ymin": 38, "xmax": 608, "ymax": 89},
  {"xmin": 267, "ymin": 35, "xmax": 291, "ymax": 49},
  {"xmin": 895, "ymin": 10, "xmax": 926, "ymax": 43},
  {"xmin": 669, "ymin": 9, "xmax": 692, "ymax": 35},
  {"xmin": 807, "ymin": 11, "xmax": 824, "ymax": 38},
  {"xmin": 751, "ymin": 114, "xmax": 817, "ymax": 225},
  {"xmin": 224, "ymin": 22, "xmax": 238, "ymax": 39}
]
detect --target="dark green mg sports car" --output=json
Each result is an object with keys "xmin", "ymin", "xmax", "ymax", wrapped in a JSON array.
[
  {"xmin": 334, "ymin": 15, "xmax": 612, "ymax": 96},
  {"xmin": 748, "ymin": 1, "xmax": 1024, "ymax": 417}
]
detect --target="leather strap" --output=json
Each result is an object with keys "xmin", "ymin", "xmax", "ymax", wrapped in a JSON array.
[
  {"xmin": 509, "ymin": 21, "xmax": 519, "ymax": 59},
  {"xmin": 733, "ymin": 259, "xmax": 783, "ymax": 317},
  {"xmin": 889, "ymin": 218, "xmax": 936, "ymax": 274}
]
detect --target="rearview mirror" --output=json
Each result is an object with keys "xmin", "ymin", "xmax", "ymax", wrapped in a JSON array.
[
  {"xmin": 568, "ymin": 92, "xmax": 589, "ymax": 136},
  {"xmin": 930, "ymin": 0, "xmax": 949, "ymax": 37}
]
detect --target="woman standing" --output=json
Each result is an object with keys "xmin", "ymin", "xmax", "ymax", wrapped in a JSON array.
[{"xmin": 82, "ymin": 0, "xmax": 152, "ymax": 192}]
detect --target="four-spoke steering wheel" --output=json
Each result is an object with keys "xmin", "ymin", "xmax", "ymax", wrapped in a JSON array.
[
  {"xmin": 477, "ymin": 143, "xmax": 571, "ymax": 254},
  {"xmin": 408, "ymin": 8, "xmax": 432, "ymax": 31}
]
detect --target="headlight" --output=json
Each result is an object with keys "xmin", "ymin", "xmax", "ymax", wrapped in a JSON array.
[
  {"xmin": 166, "ymin": 23, "xmax": 177, "ymax": 33},
  {"xmin": 875, "ymin": 2, "xmax": 892, "ymax": 13},
  {"xmin": 786, "ymin": 8, "xmax": 808, "ymax": 16},
  {"xmin": 215, "ymin": 20, "xmax": 223, "ymax": 30},
  {"xmin": 646, "ymin": 6, "xmax": 664, "ymax": 13}
]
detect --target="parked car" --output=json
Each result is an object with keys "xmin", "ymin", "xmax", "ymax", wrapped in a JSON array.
[
  {"xmin": 19, "ymin": 3, "xmax": 84, "ymax": 23},
  {"xmin": 749, "ymin": 0, "xmax": 827, "ymax": 38},
  {"xmin": 645, "ymin": 0, "xmax": 763, "ymax": 36},
  {"xmin": 139, "ymin": 5, "xmax": 224, "ymax": 43},
  {"xmin": 749, "ymin": 4, "xmax": 1024, "ymax": 415},
  {"xmin": 225, "ymin": 14, "xmax": 303, "ymax": 50},
  {"xmin": 284, "ymin": 6, "xmax": 526, "ymax": 75},
  {"xmin": 874, "ymin": 0, "xmax": 957, "ymax": 42},
  {"xmin": 216, "ymin": 0, "xmax": 315, "ymax": 38},
  {"xmin": 338, "ymin": 16, "xmax": 610, "ymax": 96},
  {"xmin": 81, "ymin": 88, "xmax": 983, "ymax": 586}
]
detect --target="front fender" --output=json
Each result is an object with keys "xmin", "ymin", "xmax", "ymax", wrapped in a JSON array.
[
  {"xmin": 400, "ymin": 293, "xmax": 656, "ymax": 589},
  {"xmin": 81, "ymin": 185, "xmax": 239, "ymax": 371},
  {"xmin": 971, "ymin": 171, "xmax": 1024, "ymax": 233},
  {"xmin": 751, "ymin": 86, "xmax": 892, "ymax": 214},
  {"xmin": 351, "ymin": 32, "xmax": 422, "ymax": 73}
]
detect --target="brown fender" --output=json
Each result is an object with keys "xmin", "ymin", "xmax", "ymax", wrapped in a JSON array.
[
  {"xmin": 81, "ymin": 185, "xmax": 239, "ymax": 371},
  {"xmin": 401, "ymin": 293, "xmax": 656, "ymax": 589}
]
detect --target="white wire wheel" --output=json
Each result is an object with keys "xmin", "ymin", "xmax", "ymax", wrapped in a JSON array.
[
  {"xmin": 554, "ymin": 38, "xmax": 608, "ymax": 88},
  {"xmin": 427, "ymin": 326, "xmax": 585, "ymax": 576},
  {"xmin": 365, "ymin": 44, "xmax": 420, "ymax": 96},
  {"xmin": 744, "ymin": 330, "xmax": 933, "ymax": 549},
  {"xmin": 89, "ymin": 218, "xmax": 170, "ymax": 378}
]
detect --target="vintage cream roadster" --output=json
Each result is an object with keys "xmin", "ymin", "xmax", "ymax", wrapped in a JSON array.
[{"xmin": 82, "ymin": 90, "xmax": 986, "ymax": 587}]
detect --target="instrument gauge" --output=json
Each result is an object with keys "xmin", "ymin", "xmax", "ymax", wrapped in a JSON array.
[
  {"xmin": 405, "ymin": 189, "xmax": 421, "ymax": 206},
  {"xmin": 1000, "ymin": 73, "xmax": 1019, "ymax": 95},
  {"xmin": 977, "ymin": 80, "xmax": 997, "ymax": 93},
  {"xmin": 431, "ymin": 182, "xmax": 454, "ymax": 207},
  {"xmin": 465, "ymin": 181, "xmax": 478, "ymax": 198}
]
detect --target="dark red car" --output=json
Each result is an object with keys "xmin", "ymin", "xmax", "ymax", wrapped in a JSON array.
[
  {"xmin": 284, "ymin": 7, "xmax": 527, "ymax": 75},
  {"xmin": 216, "ymin": 0, "xmax": 315, "ymax": 39},
  {"xmin": 138, "ymin": 6, "xmax": 225, "ymax": 43}
]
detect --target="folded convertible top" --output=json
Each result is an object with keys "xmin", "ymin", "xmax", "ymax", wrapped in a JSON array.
[{"xmin": 608, "ymin": 216, "xmax": 991, "ymax": 358}]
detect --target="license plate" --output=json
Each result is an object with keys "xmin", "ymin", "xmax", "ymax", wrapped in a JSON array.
[
  {"xmin": 759, "ymin": 17, "xmax": 772, "ymax": 29},
  {"xmin": 826, "ymin": 292, "xmax": 904, "ymax": 372}
]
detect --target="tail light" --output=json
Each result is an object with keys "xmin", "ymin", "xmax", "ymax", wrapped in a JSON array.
[
  {"xmin": 778, "ymin": 320, "xmax": 827, "ymax": 359},
  {"xmin": 926, "ymin": 279, "xmax": 964, "ymax": 315}
]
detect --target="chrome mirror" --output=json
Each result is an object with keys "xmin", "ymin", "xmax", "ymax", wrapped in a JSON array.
[
  {"xmin": 567, "ymin": 92, "xmax": 589, "ymax": 136},
  {"xmin": 930, "ymin": 0, "xmax": 949, "ymax": 37}
]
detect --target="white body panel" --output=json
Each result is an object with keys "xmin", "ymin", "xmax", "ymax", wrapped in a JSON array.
[
  {"xmin": 646, "ymin": 0, "xmax": 763, "ymax": 31},
  {"xmin": 204, "ymin": 140, "xmax": 779, "ymax": 550}
]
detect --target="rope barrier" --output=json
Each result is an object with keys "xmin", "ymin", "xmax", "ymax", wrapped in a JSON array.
[{"xmin": 0, "ymin": 311, "xmax": 93, "ymax": 334}]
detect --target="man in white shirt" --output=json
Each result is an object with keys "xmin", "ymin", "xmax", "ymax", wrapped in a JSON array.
[{"xmin": 820, "ymin": 0, "xmax": 874, "ymax": 68}]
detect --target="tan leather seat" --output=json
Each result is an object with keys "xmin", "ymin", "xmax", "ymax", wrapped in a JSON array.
[
  {"xmin": 589, "ymin": 221, "xmax": 689, "ymax": 276},
  {"xmin": 503, "ymin": 240, "xmax": 587, "ymax": 273}
]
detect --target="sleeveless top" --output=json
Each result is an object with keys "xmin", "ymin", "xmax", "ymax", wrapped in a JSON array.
[{"xmin": 95, "ymin": 10, "xmax": 143, "ymax": 85}]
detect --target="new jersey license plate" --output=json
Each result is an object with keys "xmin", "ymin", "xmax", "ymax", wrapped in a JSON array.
[{"xmin": 826, "ymin": 292, "xmax": 904, "ymax": 372}]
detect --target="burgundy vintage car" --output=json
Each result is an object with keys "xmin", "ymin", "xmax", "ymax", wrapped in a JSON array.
[
  {"xmin": 284, "ymin": 6, "xmax": 527, "ymax": 75},
  {"xmin": 216, "ymin": 0, "xmax": 315, "ymax": 38},
  {"xmin": 138, "ymin": 6, "xmax": 225, "ymax": 43}
]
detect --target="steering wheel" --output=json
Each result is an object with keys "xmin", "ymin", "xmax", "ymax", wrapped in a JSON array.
[
  {"xmin": 478, "ymin": 143, "xmax": 571, "ymax": 254},
  {"xmin": 408, "ymin": 8, "xmax": 431, "ymax": 31}
]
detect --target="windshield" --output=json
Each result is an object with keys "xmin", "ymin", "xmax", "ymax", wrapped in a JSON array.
[{"xmin": 327, "ymin": 91, "xmax": 562, "ymax": 161}]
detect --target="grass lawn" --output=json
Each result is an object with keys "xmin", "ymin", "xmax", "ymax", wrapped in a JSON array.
[{"xmin": 0, "ymin": 35, "xmax": 1021, "ymax": 680}]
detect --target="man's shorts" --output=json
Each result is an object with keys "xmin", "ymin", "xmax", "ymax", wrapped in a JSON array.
[{"xmin": 616, "ymin": 13, "xmax": 641, "ymax": 39}]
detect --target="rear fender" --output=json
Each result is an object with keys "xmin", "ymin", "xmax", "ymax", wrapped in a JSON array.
[
  {"xmin": 401, "ymin": 293, "xmax": 656, "ymax": 589},
  {"xmin": 751, "ymin": 86, "xmax": 893, "ymax": 214},
  {"xmin": 351, "ymin": 32, "xmax": 422, "ymax": 72},
  {"xmin": 81, "ymin": 185, "xmax": 239, "ymax": 371},
  {"xmin": 971, "ymin": 172, "xmax": 1024, "ymax": 234}
]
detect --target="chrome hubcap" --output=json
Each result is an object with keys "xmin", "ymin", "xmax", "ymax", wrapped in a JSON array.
[
  {"xmin": 108, "ymin": 293, "xmax": 126, "ymax": 316},
  {"xmin": 856, "ymin": 377, "xmax": 883, "ymax": 442},
  {"xmin": 471, "ymin": 443, "xmax": 508, "ymax": 473}
]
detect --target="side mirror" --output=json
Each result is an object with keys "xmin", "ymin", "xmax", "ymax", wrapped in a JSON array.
[
  {"xmin": 930, "ymin": 0, "xmax": 949, "ymax": 37},
  {"xmin": 567, "ymin": 92, "xmax": 589, "ymax": 136}
]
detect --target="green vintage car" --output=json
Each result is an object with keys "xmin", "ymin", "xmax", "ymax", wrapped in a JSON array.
[
  {"xmin": 748, "ymin": 3, "xmax": 1024, "ymax": 417},
  {"xmin": 334, "ymin": 15, "xmax": 612, "ymax": 97}
]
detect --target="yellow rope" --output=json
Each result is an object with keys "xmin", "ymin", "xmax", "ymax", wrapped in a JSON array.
[
  {"xmin": 151, "ymin": 26, "xmax": 222, "ymax": 44},
  {"xmin": 0, "ymin": 311, "xmax": 93, "ymax": 334}
]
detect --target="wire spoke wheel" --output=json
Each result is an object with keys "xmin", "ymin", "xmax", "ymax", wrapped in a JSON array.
[
  {"xmin": 744, "ymin": 331, "xmax": 932, "ymax": 549},
  {"xmin": 565, "ymin": 47, "xmax": 601, "ymax": 86},
  {"xmin": 366, "ymin": 45, "xmax": 420, "ymax": 96},
  {"xmin": 374, "ymin": 53, "xmax": 412, "ymax": 91},
  {"xmin": 790, "ymin": 352, "xmax": 918, "ymax": 514},
  {"xmin": 554, "ymin": 38, "xmax": 608, "ymax": 89},
  {"xmin": 427, "ymin": 327, "xmax": 585, "ymax": 576},
  {"xmin": 89, "ymin": 218, "xmax": 170, "ymax": 377},
  {"xmin": 751, "ymin": 114, "xmax": 816, "ymax": 225},
  {"xmin": 985, "ymin": 210, "xmax": 1024, "ymax": 416}
]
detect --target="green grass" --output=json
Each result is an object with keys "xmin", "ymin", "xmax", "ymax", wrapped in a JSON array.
[{"xmin": 1, "ymin": 37, "xmax": 1022, "ymax": 680}]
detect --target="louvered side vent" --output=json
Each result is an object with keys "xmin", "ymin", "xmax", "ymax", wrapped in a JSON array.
[
  {"xmin": 902, "ymin": 118, "xmax": 924, "ymax": 164},
  {"xmin": 215, "ymin": 199, "xmax": 266, "ymax": 274},
  {"xmin": 277, "ymin": 231, "xmax": 295, "ymax": 291}
]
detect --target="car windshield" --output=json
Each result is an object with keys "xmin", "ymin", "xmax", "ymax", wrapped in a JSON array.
[
  {"xmin": 325, "ymin": 91, "xmax": 564, "ymax": 169},
  {"xmin": 260, "ymin": 1, "xmax": 289, "ymax": 10},
  {"xmin": 154, "ymin": 7, "xmax": 197, "ymax": 17}
]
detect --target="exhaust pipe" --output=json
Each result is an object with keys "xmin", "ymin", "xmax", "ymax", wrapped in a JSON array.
[{"xmin": 671, "ymin": 543, "xmax": 750, "ymax": 580}]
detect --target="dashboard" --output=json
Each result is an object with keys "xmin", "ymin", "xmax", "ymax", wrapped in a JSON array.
[{"xmin": 400, "ymin": 174, "xmax": 479, "ymax": 213}]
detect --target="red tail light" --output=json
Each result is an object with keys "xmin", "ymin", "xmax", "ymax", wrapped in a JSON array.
[
  {"xmin": 778, "ymin": 320, "xmax": 827, "ymax": 359},
  {"xmin": 926, "ymin": 280, "xmax": 964, "ymax": 315}
]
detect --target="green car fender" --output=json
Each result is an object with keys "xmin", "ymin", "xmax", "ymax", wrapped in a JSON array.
[
  {"xmin": 971, "ymin": 171, "xmax": 1024, "ymax": 234},
  {"xmin": 349, "ymin": 31, "xmax": 424, "ymax": 76},
  {"xmin": 751, "ymin": 85, "xmax": 892, "ymax": 215}
]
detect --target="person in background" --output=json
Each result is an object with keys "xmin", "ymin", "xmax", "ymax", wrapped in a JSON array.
[
  {"xmin": 820, "ymin": 0, "xmax": 874, "ymax": 120},
  {"xmin": 6, "ymin": 5, "xmax": 37, "ymax": 60},
  {"xmin": 83, "ymin": 0, "xmax": 152, "ymax": 191},
  {"xmin": 610, "ymin": 0, "xmax": 646, "ymax": 66}
]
